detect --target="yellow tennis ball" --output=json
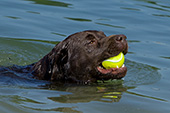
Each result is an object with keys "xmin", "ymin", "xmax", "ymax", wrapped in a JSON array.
[{"xmin": 102, "ymin": 52, "xmax": 125, "ymax": 69}]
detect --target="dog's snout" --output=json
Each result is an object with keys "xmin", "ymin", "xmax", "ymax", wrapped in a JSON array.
[{"xmin": 107, "ymin": 34, "xmax": 128, "ymax": 55}]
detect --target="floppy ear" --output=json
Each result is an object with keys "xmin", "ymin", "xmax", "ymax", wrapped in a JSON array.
[
  {"xmin": 51, "ymin": 46, "xmax": 69, "ymax": 81},
  {"xmin": 32, "ymin": 42, "xmax": 69, "ymax": 81}
]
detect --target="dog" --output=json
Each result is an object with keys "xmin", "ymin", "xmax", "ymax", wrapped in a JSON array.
[{"xmin": 1, "ymin": 30, "xmax": 128, "ymax": 84}]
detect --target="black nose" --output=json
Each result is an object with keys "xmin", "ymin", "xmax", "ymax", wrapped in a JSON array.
[{"xmin": 115, "ymin": 34, "xmax": 127, "ymax": 42}]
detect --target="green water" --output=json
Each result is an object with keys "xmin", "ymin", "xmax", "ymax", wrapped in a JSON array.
[{"xmin": 0, "ymin": 0, "xmax": 170, "ymax": 113}]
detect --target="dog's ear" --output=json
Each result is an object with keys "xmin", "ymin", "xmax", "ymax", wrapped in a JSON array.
[
  {"xmin": 50, "ymin": 46, "xmax": 69, "ymax": 81},
  {"xmin": 32, "ymin": 42, "xmax": 69, "ymax": 81}
]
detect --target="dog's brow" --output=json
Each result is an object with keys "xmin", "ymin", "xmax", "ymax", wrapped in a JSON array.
[{"xmin": 85, "ymin": 34, "xmax": 96, "ymax": 40}]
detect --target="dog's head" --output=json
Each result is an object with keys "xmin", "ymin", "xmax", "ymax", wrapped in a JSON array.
[{"xmin": 32, "ymin": 30, "xmax": 128, "ymax": 84}]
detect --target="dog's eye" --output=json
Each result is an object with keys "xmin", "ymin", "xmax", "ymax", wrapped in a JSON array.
[
  {"xmin": 85, "ymin": 34, "xmax": 97, "ymax": 45},
  {"xmin": 88, "ymin": 40, "xmax": 96, "ymax": 45},
  {"xmin": 90, "ymin": 40, "xmax": 95, "ymax": 44}
]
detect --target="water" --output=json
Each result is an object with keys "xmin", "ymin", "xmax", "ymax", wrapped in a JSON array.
[{"xmin": 0, "ymin": 0, "xmax": 170, "ymax": 112}]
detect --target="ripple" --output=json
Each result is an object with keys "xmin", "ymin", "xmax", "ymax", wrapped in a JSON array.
[
  {"xmin": 120, "ymin": 7, "xmax": 140, "ymax": 11},
  {"xmin": 64, "ymin": 17, "xmax": 92, "ymax": 22},
  {"xmin": 160, "ymin": 56, "xmax": 170, "ymax": 59},
  {"xmin": 152, "ymin": 14, "xmax": 170, "ymax": 17},
  {"xmin": 5, "ymin": 16, "xmax": 21, "ymax": 19},
  {"xmin": 25, "ymin": 0, "xmax": 72, "ymax": 8},
  {"xmin": 51, "ymin": 32, "xmax": 67, "ymax": 37},
  {"xmin": 124, "ymin": 59, "xmax": 161, "ymax": 86},
  {"xmin": 26, "ymin": 11, "xmax": 40, "ymax": 14},
  {"xmin": 95, "ymin": 22, "xmax": 125, "ymax": 29}
]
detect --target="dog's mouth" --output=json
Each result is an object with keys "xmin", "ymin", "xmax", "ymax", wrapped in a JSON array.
[{"xmin": 97, "ymin": 53, "xmax": 127, "ymax": 80}]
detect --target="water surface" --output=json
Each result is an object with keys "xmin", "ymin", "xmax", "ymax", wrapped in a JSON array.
[{"xmin": 0, "ymin": 0, "xmax": 170, "ymax": 113}]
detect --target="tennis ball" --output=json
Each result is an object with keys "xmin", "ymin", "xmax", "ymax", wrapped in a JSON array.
[{"xmin": 102, "ymin": 52, "xmax": 125, "ymax": 69}]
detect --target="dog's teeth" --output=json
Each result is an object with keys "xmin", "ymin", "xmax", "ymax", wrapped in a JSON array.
[
  {"xmin": 99, "ymin": 66, "xmax": 103, "ymax": 69},
  {"xmin": 122, "ymin": 64, "xmax": 125, "ymax": 67}
]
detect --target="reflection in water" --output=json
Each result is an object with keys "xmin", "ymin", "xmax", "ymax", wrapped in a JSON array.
[
  {"xmin": 26, "ymin": 0, "xmax": 72, "ymax": 7},
  {"xmin": 47, "ymin": 80, "xmax": 127, "ymax": 103}
]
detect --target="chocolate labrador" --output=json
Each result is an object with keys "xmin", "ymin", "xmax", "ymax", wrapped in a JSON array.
[{"xmin": 1, "ymin": 30, "xmax": 128, "ymax": 84}]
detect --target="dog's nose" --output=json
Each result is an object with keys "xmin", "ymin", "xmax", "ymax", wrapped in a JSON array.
[{"xmin": 115, "ymin": 34, "xmax": 127, "ymax": 42}]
